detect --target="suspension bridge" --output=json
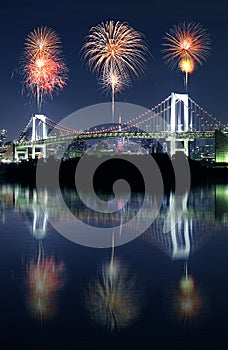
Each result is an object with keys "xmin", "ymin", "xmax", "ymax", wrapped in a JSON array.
[{"xmin": 1, "ymin": 92, "xmax": 227, "ymax": 161}]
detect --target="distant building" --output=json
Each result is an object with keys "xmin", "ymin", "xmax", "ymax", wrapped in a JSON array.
[{"xmin": 0, "ymin": 129, "xmax": 7, "ymax": 146}]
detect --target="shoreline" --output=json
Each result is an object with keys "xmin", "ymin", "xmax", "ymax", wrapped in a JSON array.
[{"xmin": 1, "ymin": 153, "xmax": 228, "ymax": 190}]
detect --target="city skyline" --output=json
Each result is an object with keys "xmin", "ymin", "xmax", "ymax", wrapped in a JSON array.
[{"xmin": 1, "ymin": 0, "xmax": 227, "ymax": 140}]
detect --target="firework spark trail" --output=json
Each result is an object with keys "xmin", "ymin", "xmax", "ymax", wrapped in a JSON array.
[
  {"xmin": 81, "ymin": 20, "xmax": 149, "ymax": 121},
  {"xmin": 21, "ymin": 26, "xmax": 68, "ymax": 112},
  {"xmin": 162, "ymin": 21, "xmax": 210, "ymax": 90}
]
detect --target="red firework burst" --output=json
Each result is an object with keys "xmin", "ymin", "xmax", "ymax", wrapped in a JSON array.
[{"xmin": 21, "ymin": 26, "xmax": 68, "ymax": 112}]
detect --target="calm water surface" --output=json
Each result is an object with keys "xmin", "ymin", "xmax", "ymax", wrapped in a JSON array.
[{"xmin": 0, "ymin": 181, "xmax": 228, "ymax": 349}]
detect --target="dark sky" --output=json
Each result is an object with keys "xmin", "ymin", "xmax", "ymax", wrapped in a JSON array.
[{"xmin": 1, "ymin": 0, "xmax": 227, "ymax": 140}]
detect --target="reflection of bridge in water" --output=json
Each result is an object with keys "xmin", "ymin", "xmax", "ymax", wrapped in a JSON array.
[
  {"xmin": 2, "ymin": 92, "xmax": 227, "ymax": 161},
  {"xmin": 0, "ymin": 183, "xmax": 226, "ymax": 258},
  {"xmin": 144, "ymin": 186, "xmax": 223, "ymax": 259}
]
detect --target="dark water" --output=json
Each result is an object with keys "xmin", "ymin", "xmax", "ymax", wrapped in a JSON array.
[{"xmin": 0, "ymin": 181, "xmax": 228, "ymax": 349}]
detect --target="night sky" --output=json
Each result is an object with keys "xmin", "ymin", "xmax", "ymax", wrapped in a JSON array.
[{"xmin": 1, "ymin": 0, "xmax": 227, "ymax": 140}]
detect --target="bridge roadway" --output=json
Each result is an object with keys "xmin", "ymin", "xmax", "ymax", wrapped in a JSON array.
[
  {"xmin": 0, "ymin": 129, "xmax": 218, "ymax": 160},
  {"xmin": 13, "ymin": 130, "xmax": 216, "ymax": 149}
]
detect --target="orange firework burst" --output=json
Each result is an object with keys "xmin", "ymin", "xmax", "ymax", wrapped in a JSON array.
[
  {"xmin": 179, "ymin": 57, "xmax": 195, "ymax": 88},
  {"xmin": 26, "ymin": 245, "xmax": 65, "ymax": 321},
  {"xmin": 81, "ymin": 20, "xmax": 149, "ymax": 121},
  {"xmin": 21, "ymin": 26, "xmax": 68, "ymax": 112},
  {"xmin": 24, "ymin": 26, "xmax": 61, "ymax": 59},
  {"xmin": 162, "ymin": 21, "xmax": 211, "ymax": 90}
]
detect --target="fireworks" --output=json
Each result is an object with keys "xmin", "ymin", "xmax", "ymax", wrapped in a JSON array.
[
  {"xmin": 26, "ymin": 245, "xmax": 65, "ymax": 321},
  {"xmin": 162, "ymin": 21, "xmax": 211, "ymax": 89},
  {"xmin": 163, "ymin": 261, "xmax": 209, "ymax": 327},
  {"xmin": 99, "ymin": 68, "xmax": 131, "ymax": 119},
  {"xmin": 86, "ymin": 258, "xmax": 140, "ymax": 331},
  {"xmin": 81, "ymin": 20, "xmax": 149, "ymax": 121},
  {"xmin": 174, "ymin": 273, "xmax": 202, "ymax": 321},
  {"xmin": 99, "ymin": 69, "xmax": 130, "ymax": 95},
  {"xmin": 179, "ymin": 57, "xmax": 195, "ymax": 88},
  {"xmin": 21, "ymin": 26, "xmax": 68, "ymax": 112}
]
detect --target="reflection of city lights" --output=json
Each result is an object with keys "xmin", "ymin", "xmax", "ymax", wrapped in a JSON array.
[
  {"xmin": 26, "ymin": 244, "xmax": 65, "ymax": 321},
  {"xmin": 86, "ymin": 258, "xmax": 140, "ymax": 331}
]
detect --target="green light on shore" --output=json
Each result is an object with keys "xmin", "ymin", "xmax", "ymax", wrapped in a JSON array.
[
  {"xmin": 215, "ymin": 130, "xmax": 228, "ymax": 163},
  {"xmin": 216, "ymin": 154, "xmax": 228, "ymax": 163}
]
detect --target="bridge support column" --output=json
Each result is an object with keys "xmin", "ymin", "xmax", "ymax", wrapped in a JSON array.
[
  {"xmin": 14, "ymin": 148, "xmax": 19, "ymax": 161},
  {"xmin": 42, "ymin": 145, "xmax": 47, "ymax": 159},
  {"xmin": 32, "ymin": 115, "xmax": 36, "ymax": 142},
  {"xmin": 184, "ymin": 139, "xmax": 189, "ymax": 156},
  {"xmin": 170, "ymin": 94, "xmax": 176, "ymax": 132},
  {"xmin": 169, "ymin": 137, "xmax": 176, "ymax": 156},
  {"xmin": 32, "ymin": 144, "xmax": 36, "ymax": 159},
  {"xmin": 14, "ymin": 146, "xmax": 29, "ymax": 160},
  {"xmin": 25, "ymin": 147, "xmax": 29, "ymax": 160}
]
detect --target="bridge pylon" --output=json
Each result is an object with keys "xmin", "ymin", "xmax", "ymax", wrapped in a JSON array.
[
  {"xmin": 170, "ymin": 92, "xmax": 189, "ymax": 156},
  {"xmin": 32, "ymin": 114, "xmax": 48, "ymax": 141}
]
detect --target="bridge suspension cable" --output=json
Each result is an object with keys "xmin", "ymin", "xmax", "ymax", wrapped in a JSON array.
[
  {"xmin": 189, "ymin": 97, "xmax": 226, "ymax": 129},
  {"xmin": 17, "ymin": 93, "xmax": 226, "ymax": 143},
  {"xmin": 18, "ymin": 116, "xmax": 33, "ymax": 142}
]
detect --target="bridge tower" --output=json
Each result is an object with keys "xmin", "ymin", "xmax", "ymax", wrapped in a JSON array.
[
  {"xmin": 170, "ymin": 92, "xmax": 189, "ymax": 156},
  {"xmin": 31, "ymin": 114, "xmax": 48, "ymax": 159},
  {"xmin": 14, "ymin": 114, "xmax": 48, "ymax": 160},
  {"xmin": 31, "ymin": 114, "xmax": 48, "ymax": 141}
]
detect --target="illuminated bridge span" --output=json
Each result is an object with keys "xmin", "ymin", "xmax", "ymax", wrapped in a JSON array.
[{"xmin": 7, "ymin": 92, "xmax": 228, "ymax": 160}]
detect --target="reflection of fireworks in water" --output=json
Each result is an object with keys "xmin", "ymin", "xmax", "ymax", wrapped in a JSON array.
[
  {"xmin": 26, "ymin": 243, "xmax": 65, "ymax": 321},
  {"xmin": 165, "ymin": 262, "xmax": 208, "ymax": 327},
  {"xmin": 86, "ymin": 257, "xmax": 140, "ymax": 331},
  {"xmin": 21, "ymin": 26, "xmax": 68, "ymax": 112},
  {"xmin": 162, "ymin": 21, "xmax": 210, "ymax": 89},
  {"xmin": 174, "ymin": 263, "xmax": 202, "ymax": 322},
  {"xmin": 82, "ymin": 20, "xmax": 149, "ymax": 121}
]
